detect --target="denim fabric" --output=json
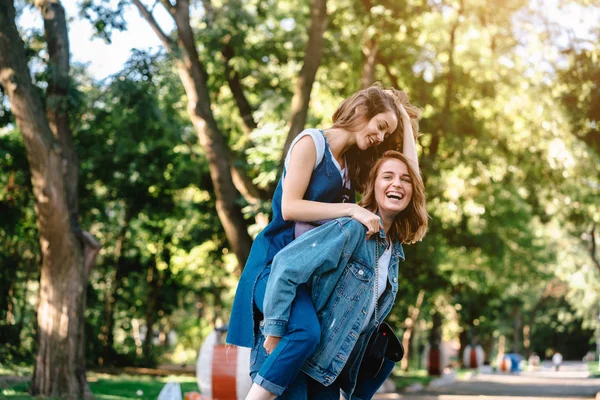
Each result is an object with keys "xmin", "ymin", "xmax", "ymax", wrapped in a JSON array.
[
  {"xmin": 350, "ymin": 358, "xmax": 396, "ymax": 399},
  {"xmin": 250, "ymin": 352, "xmax": 341, "ymax": 400},
  {"xmin": 227, "ymin": 129, "xmax": 355, "ymax": 348},
  {"xmin": 250, "ymin": 268, "xmax": 320, "ymax": 395},
  {"xmin": 263, "ymin": 217, "xmax": 404, "ymax": 394},
  {"xmin": 251, "ymin": 328, "xmax": 394, "ymax": 400}
]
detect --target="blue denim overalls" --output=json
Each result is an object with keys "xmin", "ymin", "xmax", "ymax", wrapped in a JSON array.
[{"xmin": 227, "ymin": 129, "xmax": 354, "ymax": 349}]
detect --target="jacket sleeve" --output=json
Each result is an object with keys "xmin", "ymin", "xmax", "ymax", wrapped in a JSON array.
[{"xmin": 262, "ymin": 220, "xmax": 351, "ymax": 337}]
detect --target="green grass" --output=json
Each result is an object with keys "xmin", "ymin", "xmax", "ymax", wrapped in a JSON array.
[
  {"xmin": 0, "ymin": 365, "xmax": 32, "ymax": 377},
  {"xmin": 0, "ymin": 380, "xmax": 34, "ymax": 400},
  {"xmin": 589, "ymin": 362, "xmax": 600, "ymax": 378},
  {"xmin": 0, "ymin": 371, "xmax": 200, "ymax": 400},
  {"xmin": 390, "ymin": 368, "xmax": 434, "ymax": 390}
]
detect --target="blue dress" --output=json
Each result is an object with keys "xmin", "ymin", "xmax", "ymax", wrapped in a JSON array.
[{"xmin": 226, "ymin": 129, "xmax": 355, "ymax": 348}]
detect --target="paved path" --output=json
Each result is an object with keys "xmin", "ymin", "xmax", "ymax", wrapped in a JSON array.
[{"xmin": 375, "ymin": 361, "xmax": 600, "ymax": 400}]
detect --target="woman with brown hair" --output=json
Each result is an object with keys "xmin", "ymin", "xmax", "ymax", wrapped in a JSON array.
[
  {"xmin": 227, "ymin": 86, "xmax": 422, "ymax": 399},
  {"xmin": 254, "ymin": 151, "xmax": 428, "ymax": 399}
]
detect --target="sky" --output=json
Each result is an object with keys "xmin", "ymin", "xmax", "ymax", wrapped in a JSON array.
[
  {"xmin": 15, "ymin": 0, "xmax": 600, "ymax": 82},
  {"xmin": 17, "ymin": 0, "xmax": 174, "ymax": 81}
]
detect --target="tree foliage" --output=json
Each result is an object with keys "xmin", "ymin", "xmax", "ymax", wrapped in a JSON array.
[{"xmin": 1, "ymin": 0, "xmax": 599, "ymax": 372}]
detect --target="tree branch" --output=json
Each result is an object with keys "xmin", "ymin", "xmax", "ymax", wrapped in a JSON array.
[
  {"xmin": 159, "ymin": 0, "xmax": 176, "ymax": 15},
  {"xmin": 131, "ymin": 0, "xmax": 176, "ymax": 51},
  {"xmin": 401, "ymin": 290, "xmax": 425, "ymax": 370},
  {"xmin": 360, "ymin": 0, "xmax": 377, "ymax": 89},
  {"xmin": 279, "ymin": 0, "xmax": 328, "ymax": 165},
  {"xmin": 79, "ymin": 230, "xmax": 101, "ymax": 278},
  {"xmin": 379, "ymin": 55, "xmax": 401, "ymax": 88},
  {"xmin": 222, "ymin": 41, "xmax": 258, "ymax": 135},
  {"xmin": 590, "ymin": 224, "xmax": 600, "ymax": 273},
  {"xmin": 200, "ymin": 0, "xmax": 214, "ymax": 24},
  {"xmin": 361, "ymin": 35, "xmax": 378, "ymax": 89}
]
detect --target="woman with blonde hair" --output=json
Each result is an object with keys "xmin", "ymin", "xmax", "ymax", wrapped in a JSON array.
[{"xmin": 227, "ymin": 85, "xmax": 422, "ymax": 399}]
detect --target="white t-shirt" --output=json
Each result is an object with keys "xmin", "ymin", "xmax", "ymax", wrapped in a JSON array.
[
  {"xmin": 362, "ymin": 245, "xmax": 392, "ymax": 331},
  {"xmin": 284, "ymin": 129, "xmax": 348, "ymax": 183}
]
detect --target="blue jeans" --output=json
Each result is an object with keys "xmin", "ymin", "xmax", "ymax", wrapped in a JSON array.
[
  {"xmin": 250, "ymin": 267, "xmax": 320, "ymax": 396},
  {"xmin": 350, "ymin": 357, "xmax": 396, "ymax": 399},
  {"xmin": 250, "ymin": 350, "xmax": 394, "ymax": 400}
]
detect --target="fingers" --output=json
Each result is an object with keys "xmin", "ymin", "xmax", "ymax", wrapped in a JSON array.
[
  {"xmin": 263, "ymin": 336, "xmax": 281, "ymax": 355},
  {"xmin": 263, "ymin": 342, "xmax": 272, "ymax": 355},
  {"xmin": 353, "ymin": 207, "xmax": 382, "ymax": 237}
]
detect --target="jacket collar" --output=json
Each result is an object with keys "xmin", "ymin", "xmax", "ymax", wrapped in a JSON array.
[{"xmin": 374, "ymin": 225, "xmax": 405, "ymax": 261}]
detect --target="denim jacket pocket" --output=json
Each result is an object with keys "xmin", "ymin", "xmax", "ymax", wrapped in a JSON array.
[{"xmin": 336, "ymin": 261, "xmax": 373, "ymax": 301}]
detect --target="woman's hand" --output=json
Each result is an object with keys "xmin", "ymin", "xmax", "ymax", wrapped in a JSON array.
[
  {"xmin": 264, "ymin": 335, "xmax": 281, "ymax": 355},
  {"xmin": 397, "ymin": 102, "xmax": 412, "ymax": 122},
  {"xmin": 350, "ymin": 205, "xmax": 383, "ymax": 239}
]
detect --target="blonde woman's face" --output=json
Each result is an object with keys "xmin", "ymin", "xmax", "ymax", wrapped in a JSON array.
[
  {"xmin": 374, "ymin": 158, "xmax": 413, "ymax": 218},
  {"xmin": 355, "ymin": 110, "xmax": 398, "ymax": 151}
]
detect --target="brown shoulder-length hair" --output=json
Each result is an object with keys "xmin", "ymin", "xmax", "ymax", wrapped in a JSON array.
[
  {"xmin": 358, "ymin": 151, "xmax": 428, "ymax": 244},
  {"xmin": 331, "ymin": 84, "xmax": 422, "ymax": 193}
]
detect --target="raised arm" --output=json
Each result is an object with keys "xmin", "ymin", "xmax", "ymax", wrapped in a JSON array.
[
  {"xmin": 398, "ymin": 103, "xmax": 420, "ymax": 173},
  {"xmin": 281, "ymin": 136, "xmax": 382, "ymax": 235}
]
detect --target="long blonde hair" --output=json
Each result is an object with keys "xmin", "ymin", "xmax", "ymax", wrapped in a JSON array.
[
  {"xmin": 331, "ymin": 84, "xmax": 422, "ymax": 192},
  {"xmin": 358, "ymin": 151, "xmax": 428, "ymax": 244}
]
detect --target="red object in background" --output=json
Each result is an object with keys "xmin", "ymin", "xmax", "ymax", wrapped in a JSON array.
[
  {"xmin": 211, "ymin": 344, "xmax": 238, "ymax": 399},
  {"xmin": 500, "ymin": 356, "xmax": 511, "ymax": 373},
  {"xmin": 469, "ymin": 348, "xmax": 478, "ymax": 368},
  {"xmin": 428, "ymin": 347, "xmax": 442, "ymax": 376}
]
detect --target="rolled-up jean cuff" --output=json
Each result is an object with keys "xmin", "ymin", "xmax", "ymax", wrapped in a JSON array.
[{"xmin": 254, "ymin": 374, "xmax": 287, "ymax": 396}]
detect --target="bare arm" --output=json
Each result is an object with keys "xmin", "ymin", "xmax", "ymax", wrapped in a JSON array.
[
  {"xmin": 398, "ymin": 104, "xmax": 420, "ymax": 173},
  {"xmin": 281, "ymin": 136, "xmax": 382, "ymax": 235}
]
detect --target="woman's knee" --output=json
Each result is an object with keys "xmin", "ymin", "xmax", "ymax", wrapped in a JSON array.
[
  {"xmin": 289, "ymin": 320, "xmax": 320, "ymax": 353},
  {"xmin": 289, "ymin": 287, "xmax": 320, "ymax": 352}
]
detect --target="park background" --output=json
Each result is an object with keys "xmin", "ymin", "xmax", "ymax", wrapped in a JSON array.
[{"xmin": 0, "ymin": 0, "xmax": 599, "ymax": 398}]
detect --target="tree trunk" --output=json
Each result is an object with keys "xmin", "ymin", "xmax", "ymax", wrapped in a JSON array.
[
  {"xmin": 512, "ymin": 305, "xmax": 522, "ymax": 354},
  {"xmin": 458, "ymin": 328, "xmax": 469, "ymax": 367},
  {"xmin": 480, "ymin": 336, "xmax": 493, "ymax": 364},
  {"xmin": 280, "ymin": 0, "xmax": 328, "ymax": 162},
  {"xmin": 401, "ymin": 290, "xmax": 424, "ymax": 371},
  {"xmin": 5, "ymin": 279, "xmax": 15, "ymax": 325},
  {"xmin": 589, "ymin": 224, "xmax": 600, "ymax": 273},
  {"xmin": 102, "ymin": 218, "xmax": 130, "ymax": 365},
  {"xmin": 222, "ymin": 42, "xmax": 258, "ymax": 135},
  {"xmin": 143, "ymin": 259, "xmax": 162, "ymax": 365},
  {"xmin": 425, "ymin": 0, "xmax": 463, "ymax": 171},
  {"xmin": 380, "ymin": 57, "xmax": 400, "ymax": 88},
  {"xmin": 0, "ymin": 2, "xmax": 91, "ymax": 398},
  {"xmin": 132, "ymin": 0, "xmax": 252, "ymax": 270},
  {"xmin": 361, "ymin": 35, "xmax": 378, "ymax": 89},
  {"xmin": 201, "ymin": 0, "xmax": 274, "ymax": 206},
  {"xmin": 428, "ymin": 311, "xmax": 443, "ymax": 376},
  {"xmin": 200, "ymin": 0, "xmax": 257, "ymax": 137},
  {"xmin": 40, "ymin": 0, "xmax": 101, "ymax": 272},
  {"xmin": 40, "ymin": 0, "xmax": 78, "ymax": 225}
]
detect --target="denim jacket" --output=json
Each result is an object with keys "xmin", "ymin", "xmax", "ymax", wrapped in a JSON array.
[{"xmin": 263, "ymin": 217, "xmax": 404, "ymax": 393}]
